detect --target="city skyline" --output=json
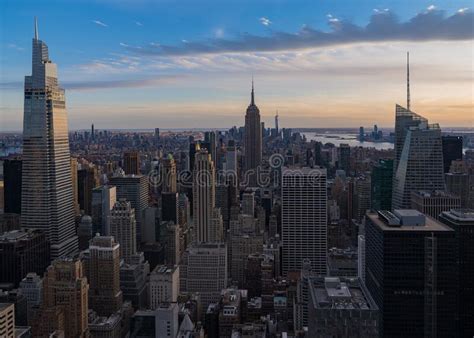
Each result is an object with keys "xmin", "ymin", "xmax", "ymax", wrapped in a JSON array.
[{"xmin": 1, "ymin": 0, "xmax": 473, "ymax": 131}]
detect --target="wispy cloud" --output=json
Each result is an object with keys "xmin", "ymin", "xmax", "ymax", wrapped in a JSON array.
[
  {"xmin": 92, "ymin": 20, "xmax": 108, "ymax": 27},
  {"xmin": 135, "ymin": 21, "xmax": 143, "ymax": 26},
  {"xmin": 124, "ymin": 8, "xmax": 473, "ymax": 57},
  {"xmin": 260, "ymin": 17, "xmax": 271, "ymax": 26},
  {"xmin": 119, "ymin": 42, "xmax": 129, "ymax": 47},
  {"xmin": 6, "ymin": 43, "xmax": 24, "ymax": 51}
]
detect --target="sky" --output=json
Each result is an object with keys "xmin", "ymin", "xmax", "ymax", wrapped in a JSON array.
[{"xmin": 0, "ymin": 0, "xmax": 473, "ymax": 131}]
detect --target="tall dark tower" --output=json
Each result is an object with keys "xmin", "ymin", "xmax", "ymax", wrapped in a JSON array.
[{"xmin": 244, "ymin": 80, "xmax": 262, "ymax": 186}]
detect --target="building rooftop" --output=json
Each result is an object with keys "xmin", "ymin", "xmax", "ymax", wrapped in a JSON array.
[
  {"xmin": 0, "ymin": 229, "xmax": 42, "ymax": 242},
  {"xmin": 412, "ymin": 190, "xmax": 459, "ymax": 199},
  {"xmin": 440, "ymin": 209, "xmax": 474, "ymax": 222},
  {"xmin": 367, "ymin": 210, "xmax": 453, "ymax": 232},
  {"xmin": 309, "ymin": 277, "xmax": 378, "ymax": 311}
]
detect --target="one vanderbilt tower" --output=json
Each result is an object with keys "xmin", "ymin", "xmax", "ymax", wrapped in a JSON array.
[{"xmin": 21, "ymin": 18, "xmax": 78, "ymax": 258}]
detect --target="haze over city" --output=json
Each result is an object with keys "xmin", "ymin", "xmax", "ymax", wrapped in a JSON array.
[{"xmin": 1, "ymin": 0, "xmax": 473, "ymax": 131}]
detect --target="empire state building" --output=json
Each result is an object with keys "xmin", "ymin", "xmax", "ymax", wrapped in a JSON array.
[
  {"xmin": 21, "ymin": 19, "xmax": 78, "ymax": 258},
  {"xmin": 244, "ymin": 81, "xmax": 262, "ymax": 186}
]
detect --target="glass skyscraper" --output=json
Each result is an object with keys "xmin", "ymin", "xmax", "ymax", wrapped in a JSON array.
[
  {"xmin": 392, "ymin": 105, "xmax": 444, "ymax": 210},
  {"xmin": 21, "ymin": 19, "xmax": 78, "ymax": 259}
]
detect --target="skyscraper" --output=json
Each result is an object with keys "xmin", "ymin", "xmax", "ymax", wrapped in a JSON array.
[
  {"xmin": 21, "ymin": 18, "xmax": 78, "ymax": 259},
  {"xmin": 160, "ymin": 154, "xmax": 177, "ymax": 193},
  {"xmin": 442, "ymin": 135, "xmax": 463, "ymax": 173},
  {"xmin": 109, "ymin": 174, "xmax": 148, "ymax": 244},
  {"xmin": 370, "ymin": 159, "xmax": 393, "ymax": 211},
  {"xmin": 88, "ymin": 235, "xmax": 123, "ymax": 317},
  {"xmin": 193, "ymin": 147, "xmax": 216, "ymax": 243},
  {"xmin": 3, "ymin": 158, "xmax": 22, "ymax": 214},
  {"xmin": 392, "ymin": 107, "xmax": 444, "ymax": 209},
  {"xmin": 282, "ymin": 167, "xmax": 327, "ymax": 275},
  {"xmin": 439, "ymin": 209, "xmax": 474, "ymax": 336},
  {"xmin": 338, "ymin": 144, "xmax": 351, "ymax": 173},
  {"xmin": 33, "ymin": 258, "xmax": 89, "ymax": 337},
  {"xmin": 109, "ymin": 199, "xmax": 137, "ymax": 263},
  {"xmin": 124, "ymin": 151, "xmax": 140, "ymax": 175},
  {"xmin": 180, "ymin": 243, "xmax": 228, "ymax": 316},
  {"xmin": 365, "ymin": 210, "xmax": 457, "ymax": 337},
  {"xmin": 91, "ymin": 185, "xmax": 116, "ymax": 235},
  {"xmin": 77, "ymin": 164, "xmax": 100, "ymax": 215},
  {"xmin": 244, "ymin": 81, "xmax": 262, "ymax": 186}
]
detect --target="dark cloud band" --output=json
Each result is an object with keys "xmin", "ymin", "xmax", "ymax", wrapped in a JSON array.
[{"xmin": 126, "ymin": 9, "xmax": 473, "ymax": 56}]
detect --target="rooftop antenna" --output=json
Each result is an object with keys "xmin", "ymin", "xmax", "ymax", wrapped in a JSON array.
[
  {"xmin": 407, "ymin": 51, "xmax": 410, "ymax": 111},
  {"xmin": 34, "ymin": 16, "xmax": 39, "ymax": 40}
]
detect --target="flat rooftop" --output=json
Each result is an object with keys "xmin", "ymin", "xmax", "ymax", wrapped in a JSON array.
[
  {"xmin": 309, "ymin": 277, "xmax": 377, "ymax": 311},
  {"xmin": 367, "ymin": 211, "xmax": 453, "ymax": 232}
]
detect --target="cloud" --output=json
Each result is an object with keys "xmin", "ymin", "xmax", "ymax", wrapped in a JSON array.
[
  {"xmin": 6, "ymin": 43, "xmax": 24, "ymax": 51},
  {"xmin": 92, "ymin": 20, "xmax": 108, "ymax": 27},
  {"xmin": 260, "ymin": 17, "xmax": 272, "ymax": 26},
  {"xmin": 0, "ymin": 75, "xmax": 186, "ymax": 91},
  {"xmin": 124, "ymin": 8, "xmax": 473, "ymax": 56},
  {"xmin": 215, "ymin": 28, "xmax": 225, "ymax": 38},
  {"xmin": 119, "ymin": 42, "xmax": 129, "ymax": 47},
  {"xmin": 136, "ymin": 21, "xmax": 143, "ymax": 26}
]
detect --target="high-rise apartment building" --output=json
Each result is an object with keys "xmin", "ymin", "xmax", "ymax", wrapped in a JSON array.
[
  {"xmin": 282, "ymin": 167, "xmax": 327, "ymax": 275},
  {"xmin": 124, "ymin": 151, "xmax": 140, "ymax": 175},
  {"xmin": 3, "ymin": 159, "xmax": 22, "ymax": 214},
  {"xmin": 33, "ymin": 258, "xmax": 89, "ymax": 337},
  {"xmin": 392, "ymin": 106, "xmax": 445, "ymax": 209},
  {"xmin": 88, "ymin": 235, "xmax": 123, "ymax": 317},
  {"xmin": 77, "ymin": 164, "xmax": 100, "ymax": 215},
  {"xmin": 149, "ymin": 265, "xmax": 179, "ymax": 309},
  {"xmin": 109, "ymin": 174, "xmax": 148, "ymax": 244},
  {"xmin": 160, "ymin": 154, "xmax": 177, "ymax": 193},
  {"xmin": 180, "ymin": 243, "xmax": 228, "ymax": 315},
  {"xmin": 365, "ymin": 210, "xmax": 457, "ymax": 337},
  {"xmin": 244, "ymin": 82, "xmax": 262, "ymax": 186},
  {"xmin": 21, "ymin": 19, "xmax": 78, "ymax": 259},
  {"xmin": 193, "ymin": 147, "xmax": 216, "ymax": 243},
  {"xmin": 109, "ymin": 199, "xmax": 137, "ymax": 263},
  {"xmin": 91, "ymin": 185, "xmax": 117, "ymax": 235}
]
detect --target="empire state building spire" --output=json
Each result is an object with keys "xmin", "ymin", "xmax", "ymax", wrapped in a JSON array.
[
  {"xmin": 244, "ymin": 78, "xmax": 262, "ymax": 186},
  {"xmin": 251, "ymin": 77, "xmax": 255, "ymax": 105}
]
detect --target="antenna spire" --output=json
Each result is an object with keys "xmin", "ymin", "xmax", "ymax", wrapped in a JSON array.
[
  {"xmin": 34, "ymin": 17, "xmax": 39, "ymax": 40},
  {"xmin": 251, "ymin": 76, "xmax": 255, "ymax": 105},
  {"xmin": 407, "ymin": 51, "xmax": 410, "ymax": 111}
]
